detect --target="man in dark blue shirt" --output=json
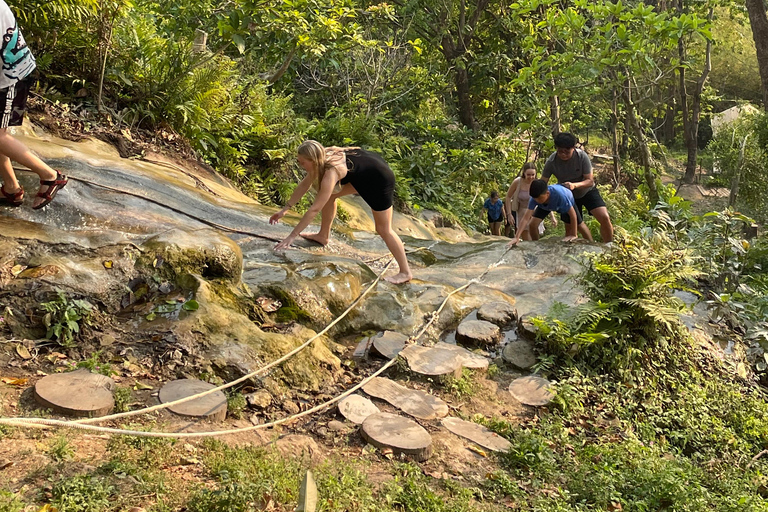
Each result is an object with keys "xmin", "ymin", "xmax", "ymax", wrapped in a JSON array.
[{"xmin": 507, "ymin": 180, "xmax": 584, "ymax": 246}]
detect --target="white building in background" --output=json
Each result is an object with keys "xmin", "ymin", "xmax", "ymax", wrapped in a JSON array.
[{"xmin": 711, "ymin": 104, "xmax": 759, "ymax": 137}]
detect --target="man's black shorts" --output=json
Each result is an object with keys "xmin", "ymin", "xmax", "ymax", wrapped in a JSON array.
[
  {"xmin": 574, "ymin": 187, "xmax": 607, "ymax": 215},
  {"xmin": 532, "ymin": 205, "xmax": 583, "ymax": 224},
  {"xmin": 0, "ymin": 73, "xmax": 33, "ymax": 129}
]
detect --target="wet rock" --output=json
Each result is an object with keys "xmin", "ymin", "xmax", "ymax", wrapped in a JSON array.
[
  {"xmin": 361, "ymin": 412, "xmax": 432, "ymax": 462},
  {"xmin": 509, "ymin": 376, "xmax": 554, "ymax": 406},
  {"xmin": 141, "ymin": 228, "xmax": 243, "ymax": 281},
  {"xmin": 369, "ymin": 331, "xmax": 408, "ymax": 359},
  {"xmin": 502, "ymin": 340, "xmax": 537, "ymax": 370},
  {"xmin": 476, "ymin": 301, "xmax": 517, "ymax": 327},
  {"xmin": 246, "ymin": 389, "xmax": 272, "ymax": 408},
  {"xmin": 456, "ymin": 319, "xmax": 501, "ymax": 347}
]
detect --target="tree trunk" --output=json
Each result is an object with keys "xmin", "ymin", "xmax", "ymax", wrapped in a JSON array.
[
  {"xmin": 679, "ymin": 8, "xmax": 713, "ymax": 183},
  {"xmin": 746, "ymin": 0, "xmax": 768, "ymax": 109},
  {"xmin": 441, "ymin": 37, "xmax": 479, "ymax": 130},
  {"xmin": 662, "ymin": 88, "xmax": 676, "ymax": 143},
  {"xmin": 729, "ymin": 134, "xmax": 750, "ymax": 206},
  {"xmin": 624, "ymin": 79, "xmax": 659, "ymax": 207},
  {"xmin": 454, "ymin": 62, "xmax": 479, "ymax": 130},
  {"xmin": 610, "ymin": 89, "xmax": 620, "ymax": 185},
  {"xmin": 550, "ymin": 78, "xmax": 561, "ymax": 138}
]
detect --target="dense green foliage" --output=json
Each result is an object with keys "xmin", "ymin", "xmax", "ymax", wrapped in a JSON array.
[{"xmin": 10, "ymin": 0, "xmax": 751, "ymax": 225}]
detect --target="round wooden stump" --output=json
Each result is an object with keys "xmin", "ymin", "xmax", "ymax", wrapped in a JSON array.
[
  {"xmin": 442, "ymin": 417, "xmax": 512, "ymax": 452},
  {"xmin": 158, "ymin": 379, "xmax": 227, "ymax": 421},
  {"xmin": 370, "ymin": 331, "xmax": 408, "ymax": 360},
  {"xmin": 361, "ymin": 412, "xmax": 433, "ymax": 462},
  {"xmin": 34, "ymin": 369, "xmax": 115, "ymax": 417},
  {"xmin": 338, "ymin": 394, "xmax": 380, "ymax": 424},
  {"xmin": 476, "ymin": 302, "xmax": 517, "ymax": 327},
  {"xmin": 456, "ymin": 320, "xmax": 501, "ymax": 347},
  {"xmin": 363, "ymin": 377, "xmax": 448, "ymax": 420},
  {"xmin": 400, "ymin": 345, "xmax": 463, "ymax": 377},
  {"xmin": 509, "ymin": 376, "xmax": 554, "ymax": 406},
  {"xmin": 502, "ymin": 340, "xmax": 537, "ymax": 370},
  {"xmin": 517, "ymin": 314, "xmax": 538, "ymax": 341}
]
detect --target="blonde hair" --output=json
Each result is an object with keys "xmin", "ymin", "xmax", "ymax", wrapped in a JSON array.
[{"xmin": 297, "ymin": 140, "xmax": 359, "ymax": 191}]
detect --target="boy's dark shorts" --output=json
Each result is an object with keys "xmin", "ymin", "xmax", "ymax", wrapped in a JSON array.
[
  {"xmin": 532, "ymin": 205, "xmax": 584, "ymax": 224},
  {"xmin": 574, "ymin": 188, "xmax": 607, "ymax": 214},
  {"xmin": 0, "ymin": 74, "xmax": 34, "ymax": 129}
]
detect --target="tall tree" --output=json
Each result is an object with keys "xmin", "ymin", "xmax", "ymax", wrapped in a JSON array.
[
  {"xmin": 391, "ymin": 0, "xmax": 500, "ymax": 130},
  {"xmin": 746, "ymin": 0, "xmax": 768, "ymax": 108},
  {"xmin": 678, "ymin": 5, "xmax": 713, "ymax": 183}
]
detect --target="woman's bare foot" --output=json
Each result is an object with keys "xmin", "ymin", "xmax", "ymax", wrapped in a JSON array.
[
  {"xmin": 385, "ymin": 272, "xmax": 413, "ymax": 284},
  {"xmin": 300, "ymin": 233, "xmax": 329, "ymax": 246}
]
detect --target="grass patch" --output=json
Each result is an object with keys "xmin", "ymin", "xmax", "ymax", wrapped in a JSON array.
[
  {"xmin": 440, "ymin": 368, "xmax": 479, "ymax": 398},
  {"xmin": 47, "ymin": 435, "xmax": 75, "ymax": 462},
  {"xmin": 49, "ymin": 474, "xmax": 114, "ymax": 512},
  {"xmin": 0, "ymin": 490, "xmax": 23, "ymax": 512}
]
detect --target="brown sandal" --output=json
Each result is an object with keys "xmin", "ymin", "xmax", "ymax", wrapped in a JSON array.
[
  {"xmin": 33, "ymin": 170, "xmax": 68, "ymax": 210},
  {"xmin": 0, "ymin": 185, "xmax": 24, "ymax": 207}
]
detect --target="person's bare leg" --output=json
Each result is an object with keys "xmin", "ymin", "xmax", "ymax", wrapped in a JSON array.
[
  {"xmin": 372, "ymin": 207, "xmax": 412, "ymax": 284},
  {"xmin": 0, "ymin": 154, "xmax": 19, "ymax": 193},
  {"xmin": 577, "ymin": 221, "xmax": 594, "ymax": 241},
  {"xmin": 491, "ymin": 222, "xmax": 501, "ymax": 236},
  {"xmin": 301, "ymin": 183, "xmax": 356, "ymax": 245},
  {"xmin": 521, "ymin": 228, "xmax": 532, "ymax": 241},
  {"xmin": 0, "ymin": 129, "xmax": 57, "ymax": 207},
  {"xmin": 590, "ymin": 206, "xmax": 614, "ymax": 243},
  {"xmin": 529, "ymin": 218, "xmax": 543, "ymax": 241}
]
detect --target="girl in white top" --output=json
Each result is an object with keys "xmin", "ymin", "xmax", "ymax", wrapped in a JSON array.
[{"xmin": 505, "ymin": 162, "xmax": 557, "ymax": 240}]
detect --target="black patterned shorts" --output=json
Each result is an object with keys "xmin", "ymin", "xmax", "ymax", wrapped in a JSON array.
[{"xmin": 0, "ymin": 73, "xmax": 33, "ymax": 129}]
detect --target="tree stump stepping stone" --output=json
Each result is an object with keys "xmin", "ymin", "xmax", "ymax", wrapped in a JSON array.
[
  {"xmin": 337, "ymin": 394, "xmax": 380, "ymax": 424},
  {"xmin": 34, "ymin": 369, "xmax": 115, "ymax": 417},
  {"xmin": 502, "ymin": 340, "xmax": 537, "ymax": 370},
  {"xmin": 400, "ymin": 345, "xmax": 463, "ymax": 377},
  {"xmin": 362, "ymin": 377, "xmax": 449, "ymax": 420},
  {"xmin": 370, "ymin": 331, "xmax": 409, "ymax": 359},
  {"xmin": 517, "ymin": 314, "xmax": 538, "ymax": 341},
  {"xmin": 441, "ymin": 417, "xmax": 512, "ymax": 452},
  {"xmin": 433, "ymin": 342, "xmax": 489, "ymax": 370},
  {"xmin": 456, "ymin": 319, "xmax": 502, "ymax": 347},
  {"xmin": 158, "ymin": 379, "xmax": 227, "ymax": 421},
  {"xmin": 361, "ymin": 412, "xmax": 433, "ymax": 461},
  {"xmin": 476, "ymin": 302, "xmax": 517, "ymax": 327},
  {"xmin": 509, "ymin": 376, "xmax": 554, "ymax": 406}
]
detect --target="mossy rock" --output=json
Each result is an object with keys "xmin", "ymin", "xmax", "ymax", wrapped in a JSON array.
[{"xmin": 140, "ymin": 228, "xmax": 243, "ymax": 282}]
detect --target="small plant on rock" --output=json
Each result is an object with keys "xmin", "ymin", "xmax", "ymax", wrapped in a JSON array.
[{"xmin": 41, "ymin": 291, "xmax": 94, "ymax": 347}]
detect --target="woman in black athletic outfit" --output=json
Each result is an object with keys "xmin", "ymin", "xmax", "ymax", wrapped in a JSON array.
[{"xmin": 270, "ymin": 140, "xmax": 412, "ymax": 284}]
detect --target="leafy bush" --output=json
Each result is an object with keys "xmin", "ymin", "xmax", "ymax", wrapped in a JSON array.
[
  {"xmin": 50, "ymin": 475, "xmax": 114, "ymax": 512},
  {"xmin": 40, "ymin": 291, "xmax": 94, "ymax": 347},
  {"xmin": 532, "ymin": 228, "xmax": 700, "ymax": 374},
  {"xmin": 0, "ymin": 490, "xmax": 23, "ymax": 512}
]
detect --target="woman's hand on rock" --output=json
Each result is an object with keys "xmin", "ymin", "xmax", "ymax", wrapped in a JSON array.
[
  {"xmin": 274, "ymin": 235, "xmax": 296, "ymax": 251},
  {"xmin": 269, "ymin": 210, "xmax": 286, "ymax": 225}
]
